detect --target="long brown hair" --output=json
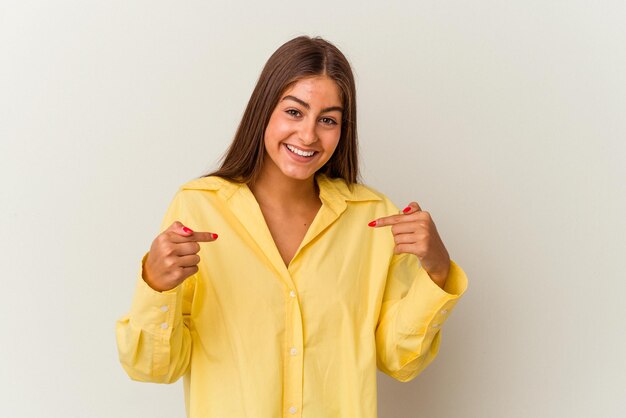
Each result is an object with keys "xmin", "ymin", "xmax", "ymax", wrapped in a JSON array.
[{"xmin": 205, "ymin": 36, "xmax": 359, "ymax": 184}]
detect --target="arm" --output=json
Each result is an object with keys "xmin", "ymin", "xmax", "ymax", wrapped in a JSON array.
[
  {"xmin": 115, "ymin": 191, "xmax": 197, "ymax": 383},
  {"xmin": 370, "ymin": 200, "xmax": 468, "ymax": 381},
  {"xmin": 375, "ymin": 254, "xmax": 468, "ymax": 382},
  {"xmin": 116, "ymin": 255, "xmax": 195, "ymax": 383}
]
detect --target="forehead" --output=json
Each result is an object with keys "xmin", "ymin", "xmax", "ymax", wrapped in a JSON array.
[{"xmin": 281, "ymin": 76, "xmax": 342, "ymax": 106}]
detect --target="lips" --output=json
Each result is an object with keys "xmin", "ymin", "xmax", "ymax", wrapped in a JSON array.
[{"xmin": 285, "ymin": 144, "xmax": 317, "ymax": 157}]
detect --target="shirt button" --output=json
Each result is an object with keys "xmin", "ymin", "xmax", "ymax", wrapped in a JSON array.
[
  {"xmin": 290, "ymin": 347, "xmax": 298, "ymax": 356},
  {"xmin": 160, "ymin": 305, "xmax": 169, "ymax": 312},
  {"xmin": 289, "ymin": 290, "xmax": 296, "ymax": 298},
  {"xmin": 441, "ymin": 309, "xmax": 448, "ymax": 314},
  {"xmin": 160, "ymin": 322, "xmax": 168, "ymax": 330},
  {"xmin": 288, "ymin": 406, "xmax": 297, "ymax": 414},
  {"xmin": 432, "ymin": 323, "xmax": 440, "ymax": 328}
]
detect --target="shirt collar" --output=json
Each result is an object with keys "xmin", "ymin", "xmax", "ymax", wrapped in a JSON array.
[
  {"xmin": 180, "ymin": 174, "xmax": 382, "ymax": 276},
  {"xmin": 180, "ymin": 174, "xmax": 382, "ymax": 205}
]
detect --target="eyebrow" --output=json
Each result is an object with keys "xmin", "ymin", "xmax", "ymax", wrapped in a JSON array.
[{"xmin": 282, "ymin": 95, "xmax": 343, "ymax": 114}]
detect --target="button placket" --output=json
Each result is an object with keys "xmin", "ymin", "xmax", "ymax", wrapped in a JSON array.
[{"xmin": 283, "ymin": 277, "xmax": 303, "ymax": 417}]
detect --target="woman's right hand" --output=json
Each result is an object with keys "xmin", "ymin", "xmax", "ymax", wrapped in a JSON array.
[{"xmin": 142, "ymin": 221, "xmax": 218, "ymax": 292}]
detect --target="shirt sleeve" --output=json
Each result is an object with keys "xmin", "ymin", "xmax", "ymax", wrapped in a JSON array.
[
  {"xmin": 115, "ymin": 191, "xmax": 196, "ymax": 383},
  {"xmin": 375, "ymin": 253, "xmax": 468, "ymax": 382}
]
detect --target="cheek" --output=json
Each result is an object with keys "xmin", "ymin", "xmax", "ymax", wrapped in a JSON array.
[
  {"xmin": 317, "ymin": 134, "xmax": 341, "ymax": 165},
  {"xmin": 325, "ymin": 133, "xmax": 341, "ymax": 154},
  {"xmin": 265, "ymin": 116, "xmax": 291, "ymax": 143}
]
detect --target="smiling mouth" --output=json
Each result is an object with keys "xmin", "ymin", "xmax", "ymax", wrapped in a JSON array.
[{"xmin": 285, "ymin": 144, "xmax": 317, "ymax": 157}]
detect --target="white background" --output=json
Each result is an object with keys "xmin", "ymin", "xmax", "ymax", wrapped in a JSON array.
[{"xmin": 1, "ymin": 1, "xmax": 625, "ymax": 417}]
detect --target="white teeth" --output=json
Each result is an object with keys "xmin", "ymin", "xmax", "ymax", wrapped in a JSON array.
[{"xmin": 286, "ymin": 144, "xmax": 315, "ymax": 157}]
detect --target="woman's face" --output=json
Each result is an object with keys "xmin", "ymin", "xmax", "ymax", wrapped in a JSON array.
[{"xmin": 262, "ymin": 76, "xmax": 343, "ymax": 183}]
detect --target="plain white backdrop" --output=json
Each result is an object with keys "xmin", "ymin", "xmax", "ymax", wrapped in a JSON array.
[{"xmin": 1, "ymin": 1, "xmax": 625, "ymax": 417}]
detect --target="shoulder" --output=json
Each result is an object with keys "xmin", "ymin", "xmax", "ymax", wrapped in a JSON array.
[
  {"xmin": 319, "ymin": 175, "xmax": 392, "ymax": 202},
  {"xmin": 159, "ymin": 176, "xmax": 243, "ymax": 213},
  {"xmin": 175, "ymin": 175, "xmax": 243, "ymax": 199},
  {"xmin": 317, "ymin": 175, "xmax": 399, "ymax": 211},
  {"xmin": 317, "ymin": 175, "xmax": 379, "ymax": 201},
  {"xmin": 178, "ymin": 175, "xmax": 238, "ymax": 192}
]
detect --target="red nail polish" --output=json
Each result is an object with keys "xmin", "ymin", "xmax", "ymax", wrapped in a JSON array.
[
  {"xmin": 402, "ymin": 206, "xmax": 411, "ymax": 213},
  {"xmin": 368, "ymin": 220, "xmax": 377, "ymax": 227},
  {"xmin": 211, "ymin": 233, "xmax": 218, "ymax": 240},
  {"xmin": 182, "ymin": 226, "xmax": 193, "ymax": 234}
]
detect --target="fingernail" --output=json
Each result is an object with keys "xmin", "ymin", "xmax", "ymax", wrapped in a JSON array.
[
  {"xmin": 211, "ymin": 233, "xmax": 218, "ymax": 240},
  {"xmin": 402, "ymin": 206, "xmax": 411, "ymax": 213},
  {"xmin": 368, "ymin": 220, "xmax": 377, "ymax": 227},
  {"xmin": 182, "ymin": 226, "xmax": 193, "ymax": 234}
]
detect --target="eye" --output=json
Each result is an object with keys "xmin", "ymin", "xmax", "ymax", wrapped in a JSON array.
[
  {"xmin": 286, "ymin": 109, "xmax": 302, "ymax": 118},
  {"xmin": 320, "ymin": 117, "xmax": 338, "ymax": 126}
]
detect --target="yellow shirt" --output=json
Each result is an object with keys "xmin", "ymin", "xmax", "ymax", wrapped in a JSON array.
[{"xmin": 116, "ymin": 174, "xmax": 468, "ymax": 418}]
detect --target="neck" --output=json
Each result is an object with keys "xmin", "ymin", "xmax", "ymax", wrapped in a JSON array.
[{"xmin": 249, "ymin": 168, "xmax": 320, "ymax": 210}]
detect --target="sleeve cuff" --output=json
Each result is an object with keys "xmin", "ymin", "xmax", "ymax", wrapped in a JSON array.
[
  {"xmin": 398, "ymin": 259, "xmax": 468, "ymax": 334},
  {"xmin": 440, "ymin": 260, "xmax": 468, "ymax": 296},
  {"xmin": 128, "ymin": 252, "xmax": 183, "ymax": 334}
]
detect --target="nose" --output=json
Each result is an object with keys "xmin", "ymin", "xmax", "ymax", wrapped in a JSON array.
[{"xmin": 298, "ymin": 119, "xmax": 318, "ymax": 145}]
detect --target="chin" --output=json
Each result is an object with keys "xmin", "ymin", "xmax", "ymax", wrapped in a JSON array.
[
  {"xmin": 283, "ymin": 171, "xmax": 315, "ymax": 182},
  {"xmin": 279, "ymin": 166, "xmax": 319, "ymax": 182}
]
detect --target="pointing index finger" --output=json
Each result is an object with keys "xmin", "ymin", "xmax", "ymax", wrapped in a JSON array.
[
  {"xmin": 368, "ymin": 202, "xmax": 423, "ymax": 227},
  {"xmin": 191, "ymin": 231, "xmax": 219, "ymax": 242},
  {"xmin": 170, "ymin": 231, "xmax": 218, "ymax": 243},
  {"xmin": 368, "ymin": 214, "xmax": 406, "ymax": 228}
]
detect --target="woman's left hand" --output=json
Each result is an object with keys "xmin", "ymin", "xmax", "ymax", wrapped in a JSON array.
[{"xmin": 369, "ymin": 201, "xmax": 450, "ymax": 288}]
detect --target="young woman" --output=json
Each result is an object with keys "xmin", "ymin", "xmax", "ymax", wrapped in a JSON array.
[{"xmin": 116, "ymin": 36, "xmax": 468, "ymax": 418}]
